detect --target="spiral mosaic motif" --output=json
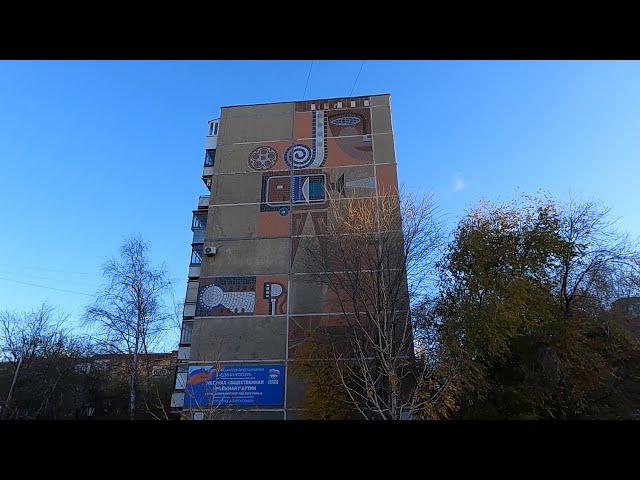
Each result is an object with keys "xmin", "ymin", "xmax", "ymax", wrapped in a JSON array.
[
  {"xmin": 284, "ymin": 143, "xmax": 313, "ymax": 169},
  {"xmin": 248, "ymin": 146, "xmax": 278, "ymax": 171}
]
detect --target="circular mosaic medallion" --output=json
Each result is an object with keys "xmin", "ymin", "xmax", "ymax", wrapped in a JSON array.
[
  {"xmin": 248, "ymin": 146, "xmax": 277, "ymax": 171},
  {"xmin": 200, "ymin": 285, "xmax": 224, "ymax": 308},
  {"xmin": 278, "ymin": 206, "xmax": 289, "ymax": 216}
]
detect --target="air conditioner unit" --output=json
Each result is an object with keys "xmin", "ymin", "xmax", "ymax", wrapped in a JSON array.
[{"xmin": 204, "ymin": 245, "xmax": 217, "ymax": 256}]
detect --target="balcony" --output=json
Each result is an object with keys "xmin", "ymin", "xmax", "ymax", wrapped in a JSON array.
[
  {"xmin": 202, "ymin": 149, "xmax": 215, "ymax": 190},
  {"xmin": 183, "ymin": 302, "xmax": 196, "ymax": 318},
  {"xmin": 205, "ymin": 119, "xmax": 219, "ymax": 150},
  {"xmin": 188, "ymin": 265, "xmax": 201, "ymax": 278},
  {"xmin": 170, "ymin": 392, "xmax": 184, "ymax": 408},
  {"xmin": 191, "ymin": 212, "xmax": 207, "ymax": 245},
  {"xmin": 178, "ymin": 346, "xmax": 191, "ymax": 361},
  {"xmin": 192, "ymin": 228, "xmax": 205, "ymax": 244},
  {"xmin": 198, "ymin": 195, "xmax": 210, "ymax": 209}
]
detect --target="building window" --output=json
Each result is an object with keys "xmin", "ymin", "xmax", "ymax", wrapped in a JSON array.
[
  {"xmin": 337, "ymin": 102, "xmax": 343, "ymax": 108},
  {"xmin": 350, "ymin": 101, "xmax": 356, "ymax": 107},
  {"xmin": 364, "ymin": 100, "xmax": 370, "ymax": 107},
  {"xmin": 204, "ymin": 149, "xmax": 216, "ymax": 167},
  {"xmin": 208, "ymin": 123, "xmax": 214, "ymax": 136},
  {"xmin": 181, "ymin": 321, "xmax": 193, "ymax": 345},
  {"xmin": 192, "ymin": 213, "xmax": 207, "ymax": 229},
  {"xmin": 190, "ymin": 249, "xmax": 203, "ymax": 265},
  {"xmin": 213, "ymin": 122, "xmax": 218, "ymax": 135},
  {"xmin": 310, "ymin": 104, "xmax": 316, "ymax": 111}
]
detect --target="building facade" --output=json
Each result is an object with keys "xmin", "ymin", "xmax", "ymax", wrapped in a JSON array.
[{"xmin": 171, "ymin": 94, "xmax": 399, "ymax": 419}]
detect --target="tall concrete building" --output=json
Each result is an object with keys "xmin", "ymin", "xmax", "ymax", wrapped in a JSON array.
[{"xmin": 171, "ymin": 94, "xmax": 399, "ymax": 419}]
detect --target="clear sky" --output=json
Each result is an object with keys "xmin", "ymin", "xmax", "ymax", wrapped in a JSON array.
[{"xmin": 1, "ymin": 60, "xmax": 639, "ymax": 347}]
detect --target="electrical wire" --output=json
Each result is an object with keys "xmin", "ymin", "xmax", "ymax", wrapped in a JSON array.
[
  {"xmin": 349, "ymin": 61, "xmax": 365, "ymax": 96},
  {"xmin": 302, "ymin": 60, "xmax": 314, "ymax": 100},
  {"xmin": 0, "ymin": 276, "xmax": 93, "ymax": 297}
]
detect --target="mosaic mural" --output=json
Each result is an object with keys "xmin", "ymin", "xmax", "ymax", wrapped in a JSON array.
[
  {"xmin": 196, "ymin": 277, "xmax": 256, "ymax": 316},
  {"xmin": 284, "ymin": 110, "xmax": 327, "ymax": 169},
  {"xmin": 197, "ymin": 276, "xmax": 288, "ymax": 317},
  {"xmin": 206, "ymin": 96, "xmax": 398, "ymax": 317}
]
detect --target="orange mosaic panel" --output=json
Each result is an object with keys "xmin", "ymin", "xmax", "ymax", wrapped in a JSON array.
[
  {"xmin": 375, "ymin": 163, "xmax": 399, "ymax": 196},
  {"xmin": 254, "ymin": 274, "xmax": 289, "ymax": 316}
]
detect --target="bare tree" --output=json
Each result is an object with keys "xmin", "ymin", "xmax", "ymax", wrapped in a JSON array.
[
  {"xmin": 299, "ymin": 190, "xmax": 452, "ymax": 420},
  {"xmin": 1, "ymin": 303, "xmax": 93, "ymax": 419},
  {"xmin": 84, "ymin": 236, "xmax": 172, "ymax": 420},
  {"xmin": 557, "ymin": 198, "xmax": 640, "ymax": 317}
]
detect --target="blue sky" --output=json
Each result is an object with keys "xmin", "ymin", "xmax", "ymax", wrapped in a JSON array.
[{"xmin": 1, "ymin": 60, "xmax": 639, "ymax": 347}]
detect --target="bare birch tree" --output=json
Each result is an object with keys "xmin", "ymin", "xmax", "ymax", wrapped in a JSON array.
[
  {"xmin": 299, "ymin": 190, "xmax": 453, "ymax": 420},
  {"xmin": 84, "ymin": 236, "xmax": 172, "ymax": 420}
]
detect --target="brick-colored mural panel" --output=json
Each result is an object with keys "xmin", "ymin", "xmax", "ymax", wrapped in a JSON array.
[{"xmin": 376, "ymin": 163, "xmax": 399, "ymax": 196}]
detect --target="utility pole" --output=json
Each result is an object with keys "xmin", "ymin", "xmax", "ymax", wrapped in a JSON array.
[{"xmin": 3, "ymin": 357, "xmax": 23, "ymax": 419}]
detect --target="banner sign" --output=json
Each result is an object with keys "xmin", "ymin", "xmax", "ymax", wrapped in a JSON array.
[{"xmin": 184, "ymin": 364, "xmax": 285, "ymax": 408}]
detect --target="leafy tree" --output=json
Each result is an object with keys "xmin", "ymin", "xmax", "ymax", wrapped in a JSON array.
[{"xmin": 437, "ymin": 195, "xmax": 640, "ymax": 419}]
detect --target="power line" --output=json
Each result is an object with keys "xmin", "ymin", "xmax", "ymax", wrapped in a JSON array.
[
  {"xmin": 302, "ymin": 60, "xmax": 314, "ymax": 100},
  {"xmin": 349, "ymin": 61, "xmax": 365, "ymax": 96},
  {"xmin": 0, "ymin": 276, "xmax": 93, "ymax": 297},
  {"xmin": 0, "ymin": 263, "xmax": 91, "ymax": 276}
]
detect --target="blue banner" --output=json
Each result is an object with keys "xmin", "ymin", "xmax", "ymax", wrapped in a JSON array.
[{"xmin": 184, "ymin": 364, "xmax": 285, "ymax": 408}]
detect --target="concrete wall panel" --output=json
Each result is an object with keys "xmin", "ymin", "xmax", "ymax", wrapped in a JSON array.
[
  {"xmin": 210, "ymin": 172, "xmax": 263, "ymax": 205},
  {"xmin": 371, "ymin": 105, "xmax": 392, "ymax": 134},
  {"xmin": 191, "ymin": 316, "xmax": 287, "ymax": 361},
  {"xmin": 201, "ymin": 238, "xmax": 290, "ymax": 276},
  {"xmin": 372, "ymin": 132, "xmax": 397, "ymax": 165},
  {"xmin": 219, "ymin": 103, "xmax": 295, "ymax": 144}
]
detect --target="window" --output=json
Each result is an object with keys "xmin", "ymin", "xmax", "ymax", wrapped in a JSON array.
[
  {"xmin": 363, "ymin": 99, "xmax": 370, "ymax": 107},
  {"xmin": 310, "ymin": 104, "xmax": 316, "ymax": 111},
  {"xmin": 213, "ymin": 122, "xmax": 218, "ymax": 135},
  {"xmin": 350, "ymin": 101, "xmax": 356, "ymax": 107},
  {"xmin": 180, "ymin": 321, "xmax": 193, "ymax": 345},
  {"xmin": 192, "ymin": 213, "xmax": 207, "ymax": 229},
  {"xmin": 208, "ymin": 123, "xmax": 214, "ymax": 135},
  {"xmin": 190, "ymin": 249, "xmax": 202, "ymax": 265},
  {"xmin": 337, "ymin": 102, "xmax": 343, "ymax": 108},
  {"xmin": 204, "ymin": 149, "xmax": 216, "ymax": 167}
]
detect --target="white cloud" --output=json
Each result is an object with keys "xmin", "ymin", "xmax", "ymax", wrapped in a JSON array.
[{"xmin": 453, "ymin": 174, "xmax": 468, "ymax": 192}]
